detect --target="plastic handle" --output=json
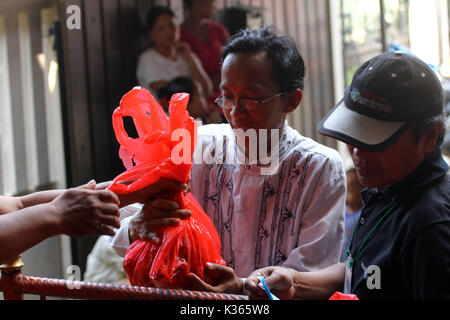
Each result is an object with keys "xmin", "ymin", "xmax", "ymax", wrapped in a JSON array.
[
  {"xmin": 256, "ymin": 276, "xmax": 280, "ymax": 300},
  {"xmin": 112, "ymin": 107, "xmax": 142, "ymax": 151}
]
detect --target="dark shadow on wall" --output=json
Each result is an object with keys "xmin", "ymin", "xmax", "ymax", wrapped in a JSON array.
[{"xmin": 60, "ymin": 0, "xmax": 144, "ymax": 278}]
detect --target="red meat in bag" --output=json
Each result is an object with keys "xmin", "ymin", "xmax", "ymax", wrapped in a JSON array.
[{"xmin": 107, "ymin": 87, "xmax": 226, "ymax": 288}]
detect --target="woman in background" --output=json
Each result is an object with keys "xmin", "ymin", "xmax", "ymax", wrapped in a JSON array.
[
  {"xmin": 180, "ymin": 0, "xmax": 229, "ymax": 123},
  {"xmin": 340, "ymin": 167, "xmax": 364, "ymax": 262},
  {"xmin": 136, "ymin": 6, "xmax": 212, "ymax": 100}
]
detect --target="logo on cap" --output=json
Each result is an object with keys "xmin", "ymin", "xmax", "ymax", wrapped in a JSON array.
[
  {"xmin": 349, "ymin": 88, "xmax": 392, "ymax": 115},
  {"xmin": 350, "ymin": 89, "xmax": 361, "ymax": 102}
]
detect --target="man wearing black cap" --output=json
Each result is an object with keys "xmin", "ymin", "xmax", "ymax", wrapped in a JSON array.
[{"xmin": 244, "ymin": 51, "xmax": 450, "ymax": 300}]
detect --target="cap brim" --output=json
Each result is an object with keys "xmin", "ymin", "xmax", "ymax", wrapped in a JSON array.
[{"xmin": 318, "ymin": 99, "xmax": 412, "ymax": 152}]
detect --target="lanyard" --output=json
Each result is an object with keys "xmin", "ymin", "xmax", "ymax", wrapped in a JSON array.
[{"xmin": 346, "ymin": 201, "xmax": 398, "ymax": 269}]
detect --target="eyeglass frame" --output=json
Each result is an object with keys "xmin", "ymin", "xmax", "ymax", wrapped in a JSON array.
[{"xmin": 214, "ymin": 92, "xmax": 286, "ymax": 111}]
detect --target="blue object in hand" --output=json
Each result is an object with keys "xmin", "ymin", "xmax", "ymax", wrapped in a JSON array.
[{"xmin": 256, "ymin": 276, "xmax": 280, "ymax": 300}]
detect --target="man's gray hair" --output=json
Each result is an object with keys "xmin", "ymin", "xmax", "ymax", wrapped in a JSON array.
[{"xmin": 411, "ymin": 112, "xmax": 447, "ymax": 149}]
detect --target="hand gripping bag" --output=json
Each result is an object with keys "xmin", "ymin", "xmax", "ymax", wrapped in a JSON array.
[{"xmin": 107, "ymin": 87, "xmax": 225, "ymax": 288}]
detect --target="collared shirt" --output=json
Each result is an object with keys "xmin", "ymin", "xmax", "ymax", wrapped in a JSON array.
[
  {"xmin": 349, "ymin": 149, "xmax": 450, "ymax": 299},
  {"xmin": 110, "ymin": 123, "xmax": 346, "ymax": 277},
  {"xmin": 341, "ymin": 207, "xmax": 362, "ymax": 262}
]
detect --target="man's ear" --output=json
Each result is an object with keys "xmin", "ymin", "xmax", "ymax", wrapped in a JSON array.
[
  {"xmin": 283, "ymin": 89, "xmax": 303, "ymax": 114},
  {"xmin": 423, "ymin": 123, "xmax": 443, "ymax": 154}
]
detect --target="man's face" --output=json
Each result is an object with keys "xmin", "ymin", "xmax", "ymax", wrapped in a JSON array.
[
  {"xmin": 219, "ymin": 52, "xmax": 287, "ymax": 132},
  {"xmin": 346, "ymin": 127, "xmax": 428, "ymax": 190}
]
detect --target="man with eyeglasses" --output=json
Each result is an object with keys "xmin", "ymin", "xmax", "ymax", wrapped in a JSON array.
[{"xmin": 109, "ymin": 26, "xmax": 346, "ymax": 294}]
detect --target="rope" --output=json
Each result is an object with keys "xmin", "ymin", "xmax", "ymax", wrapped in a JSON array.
[{"xmin": 2, "ymin": 275, "xmax": 248, "ymax": 300}]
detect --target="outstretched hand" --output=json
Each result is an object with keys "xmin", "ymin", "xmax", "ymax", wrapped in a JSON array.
[
  {"xmin": 185, "ymin": 263, "xmax": 244, "ymax": 294},
  {"xmin": 51, "ymin": 182, "xmax": 121, "ymax": 237},
  {"xmin": 111, "ymin": 178, "xmax": 188, "ymax": 208}
]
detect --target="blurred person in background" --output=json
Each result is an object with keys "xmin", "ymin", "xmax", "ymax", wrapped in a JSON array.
[
  {"xmin": 340, "ymin": 167, "xmax": 364, "ymax": 262},
  {"xmin": 157, "ymin": 76, "xmax": 209, "ymax": 124},
  {"xmin": 180, "ymin": 0, "xmax": 229, "ymax": 123},
  {"xmin": 136, "ymin": 6, "xmax": 212, "ymax": 103}
]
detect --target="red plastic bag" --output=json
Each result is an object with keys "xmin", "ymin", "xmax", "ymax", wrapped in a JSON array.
[
  {"xmin": 107, "ymin": 87, "xmax": 193, "ymax": 192},
  {"xmin": 329, "ymin": 292, "xmax": 359, "ymax": 300},
  {"xmin": 107, "ymin": 87, "xmax": 226, "ymax": 288}
]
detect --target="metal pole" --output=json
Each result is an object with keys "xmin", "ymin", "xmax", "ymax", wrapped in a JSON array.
[
  {"xmin": 379, "ymin": 0, "xmax": 387, "ymax": 52},
  {"xmin": 0, "ymin": 256, "xmax": 24, "ymax": 300}
]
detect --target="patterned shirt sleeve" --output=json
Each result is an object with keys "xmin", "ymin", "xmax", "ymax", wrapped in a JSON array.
[{"xmin": 282, "ymin": 154, "xmax": 346, "ymax": 272}]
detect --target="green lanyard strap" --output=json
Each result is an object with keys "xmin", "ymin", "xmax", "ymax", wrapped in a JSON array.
[{"xmin": 346, "ymin": 201, "xmax": 398, "ymax": 269}]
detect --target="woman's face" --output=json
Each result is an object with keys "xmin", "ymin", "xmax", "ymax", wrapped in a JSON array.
[
  {"xmin": 191, "ymin": 0, "xmax": 215, "ymax": 19},
  {"xmin": 149, "ymin": 14, "xmax": 177, "ymax": 48}
]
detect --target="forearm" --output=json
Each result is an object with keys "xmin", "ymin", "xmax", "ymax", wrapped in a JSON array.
[
  {"xmin": 291, "ymin": 263, "xmax": 345, "ymax": 300},
  {"xmin": 0, "ymin": 196, "xmax": 23, "ymax": 215},
  {"xmin": 185, "ymin": 55, "xmax": 213, "ymax": 97},
  {"xmin": 0, "ymin": 190, "xmax": 64, "ymax": 216},
  {"xmin": 19, "ymin": 190, "xmax": 65, "ymax": 208},
  {"xmin": 0, "ymin": 203, "xmax": 60, "ymax": 264}
]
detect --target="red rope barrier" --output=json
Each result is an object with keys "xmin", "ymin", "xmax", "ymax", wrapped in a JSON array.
[{"xmin": 1, "ymin": 274, "xmax": 248, "ymax": 300}]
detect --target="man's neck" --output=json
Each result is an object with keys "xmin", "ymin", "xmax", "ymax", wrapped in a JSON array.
[{"xmin": 183, "ymin": 17, "xmax": 205, "ymax": 32}]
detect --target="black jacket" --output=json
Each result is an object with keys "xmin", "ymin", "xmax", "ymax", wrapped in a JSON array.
[{"xmin": 349, "ymin": 149, "xmax": 450, "ymax": 299}]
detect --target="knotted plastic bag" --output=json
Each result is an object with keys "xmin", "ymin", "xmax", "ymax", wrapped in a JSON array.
[
  {"xmin": 107, "ymin": 87, "xmax": 225, "ymax": 288},
  {"xmin": 328, "ymin": 292, "xmax": 359, "ymax": 300}
]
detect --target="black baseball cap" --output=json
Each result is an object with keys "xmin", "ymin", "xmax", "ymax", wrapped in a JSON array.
[{"xmin": 318, "ymin": 51, "xmax": 444, "ymax": 151}]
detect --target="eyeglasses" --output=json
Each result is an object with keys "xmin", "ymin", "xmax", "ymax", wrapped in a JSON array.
[{"xmin": 215, "ymin": 92, "xmax": 285, "ymax": 111}]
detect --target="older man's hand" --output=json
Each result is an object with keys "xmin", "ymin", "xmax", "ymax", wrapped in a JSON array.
[
  {"xmin": 245, "ymin": 266, "xmax": 296, "ymax": 300},
  {"xmin": 128, "ymin": 197, "xmax": 191, "ymax": 243},
  {"xmin": 185, "ymin": 263, "xmax": 244, "ymax": 295}
]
